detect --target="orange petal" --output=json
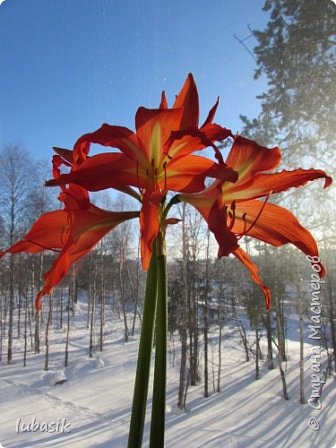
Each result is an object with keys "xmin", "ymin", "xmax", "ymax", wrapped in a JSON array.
[
  {"xmin": 36, "ymin": 208, "xmax": 139, "ymax": 308},
  {"xmin": 135, "ymin": 107, "xmax": 183, "ymax": 164},
  {"xmin": 172, "ymin": 73, "xmax": 199, "ymax": 128},
  {"xmin": 233, "ymin": 247, "xmax": 271, "ymax": 309},
  {"xmin": 179, "ymin": 191, "xmax": 239, "ymax": 257},
  {"xmin": 225, "ymin": 136, "xmax": 281, "ymax": 183},
  {"xmin": 166, "ymin": 126, "xmax": 230, "ymax": 162},
  {"xmin": 201, "ymin": 97, "xmax": 219, "ymax": 127},
  {"xmin": 0, "ymin": 210, "xmax": 69, "ymax": 256},
  {"xmin": 200, "ymin": 123, "xmax": 233, "ymax": 142},
  {"xmin": 53, "ymin": 147, "xmax": 74, "ymax": 164},
  {"xmin": 164, "ymin": 155, "xmax": 237, "ymax": 193},
  {"xmin": 233, "ymin": 200, "xmax": 325, "ymax": 276},
  {"xmin": 140, "ymin": 192, "xmax": 160, "ymax": 270},
  {"xmin": 73, "ymin": 124, "xmax": 146, "ymax": 166},
  {"xmin": 207, "ymin": 201, "xmax": 239, "ymax": 257},
  {"xmin": 59, "ymin": 184, "xmax": 91, "ymax": 211},
  {"xmin": 222, "ymin": 168, "xmax": 331, "ymax": 202},
  {"xmin": 159, "ymin": 91, "xmax": 168, "ymax": 109},
  {"xmin": 46, "ymin": 153, "xmax": 144, "ymax": 191}
]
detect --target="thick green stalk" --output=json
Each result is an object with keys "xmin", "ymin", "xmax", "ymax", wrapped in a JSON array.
[
  {"xmin": 150, "ymin": 234, "xmax": 167, "ymax": 448},
  {"xmin": 127, "ymin": 241, "xmax": 158, "ymax": 448}
]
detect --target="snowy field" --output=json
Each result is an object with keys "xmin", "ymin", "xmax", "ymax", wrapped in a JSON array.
[{"xmin": 0, "ymin": 300, "xmax": 335, "ymax": 448}]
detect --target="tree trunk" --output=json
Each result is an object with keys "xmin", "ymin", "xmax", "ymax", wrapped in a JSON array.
[
  {"xmin": 64, "ymin": 292, "xmax": 71, "ymax": 368},
  {"xmin": 119, "ymin": 240, "xmax": 129, "ymax": 342},
  {"xmin": 275, "ymin": 259, "xmax": 289, "ymax": 400},
  {"xmin": 299, "ymin": 286, "xmax": 307, "ymax": 404},
  {"xmin": 203, "ymin": 231, "xmax": 210, "ymax": 398},
  {"xmin": 35, "ymin": 310, "xmax": 40, "ymax": 354},
  {"xmin": 44, "ymin": 295, "xmax": 53, "ymax": 371},
  {"xmin": 99, "ymin": 253, "xmax": 105, "ymax": 352},
  {"xmin": 266, "ymin": 311, "xmax": 274, "ymax": 370},
  {"xmin": 237, "ymin": 319, "xmax": 250, "ymax": 362},
  {"xmin": 7, "ymin": 254, "xmax": 14, "ymax": 364},
  {"xmin": 216, "ymin": 283, "xmax": 224, "ymax": 393},
  {"xmin": 89, "ymin": 260, "xmax": 97, "ymax": 357},
  {"xmin": 23, "ymin": 291, "xmax": 28, "ymax": 367},
  {"xmin": 255, "ymin": 319, "xmax": 260, "ymax": 380},
  {"xmin": 131, "ymin": 239, "xmax": 141, "ymax": 336},
  {"xmin": 177, "ymin": 203, "xmax": 189, "ymax": 410}
]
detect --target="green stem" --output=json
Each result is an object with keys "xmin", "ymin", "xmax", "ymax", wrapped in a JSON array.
[
  {"xmin": 127, "ymin": 240, "xmax": 158, "ymax": 448},
  {"xmin": 150, "ymin": 234, "xmax": 167, "ymax": 448},
  {"xmin": 161, "ymin": 195, "xmax": 180, "ymax": 222}
]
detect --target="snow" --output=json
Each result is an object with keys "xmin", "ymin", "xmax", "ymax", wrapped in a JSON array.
[{"xmin": 0, "ymin": 301, "xmax": 335, "ymax": 448}]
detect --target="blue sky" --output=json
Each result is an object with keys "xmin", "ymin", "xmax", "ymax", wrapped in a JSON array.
[{"xmin": 0, "ymin": 0, "xmax": 268, "ymax": 160}]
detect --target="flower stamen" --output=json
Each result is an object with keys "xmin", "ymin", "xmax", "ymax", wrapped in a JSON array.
[{"xmin": 238, "ymin": 193, "xmax": 272, "ymax": 239}]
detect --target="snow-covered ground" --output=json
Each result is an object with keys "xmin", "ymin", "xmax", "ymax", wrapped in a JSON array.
[{"xmin": 0, "ymin": 300, "xmax": 335, "ymax": 448}]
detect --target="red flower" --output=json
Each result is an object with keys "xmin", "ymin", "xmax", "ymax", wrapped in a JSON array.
[
  {"xmin": 178, "ymin": 136, "xmax": 332, "ymax": 309},
  {"xmin": 2, "ymin": 74, "xmax": 331, "ymax": 312},
  {"xmin": 45, "ymin": 74, "xmax": 237, "ymax": 268}
]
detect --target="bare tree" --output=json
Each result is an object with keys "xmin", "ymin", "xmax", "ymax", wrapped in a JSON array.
[
  {"xmin": 0, "ymin": 144, "xmax": 36, "ymax": 363},
  {"xmin": 44, "ymin": 294, "xmax": 53, "ymax": 371},
  {"xmin": 177, "ymin": 203, "xmax": 189, "ymax": 410},
  {"xmin": 203, "ymin": 230, "xmax": 210, "ymax": 397}
]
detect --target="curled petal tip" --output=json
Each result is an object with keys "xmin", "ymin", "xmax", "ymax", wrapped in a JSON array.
[
  {"xmin": 324, "ymin": 175, "xmax": 332, "ymax": 188},
  {"xmin": 45, "ymin": 179, "xmax": 55, "ymax": 187},
  {"xmin": 35, "ymin": 291, "xmax": 44, "ymax": 310}
]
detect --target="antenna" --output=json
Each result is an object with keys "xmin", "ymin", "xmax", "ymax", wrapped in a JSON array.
[{"xmin": 233, "ymin": 25, "xmax": 257, "ymax": 62}]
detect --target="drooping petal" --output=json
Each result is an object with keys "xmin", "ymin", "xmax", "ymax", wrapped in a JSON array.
[
  {"xmin": 200, "ymin": 123, "xmax": 233, "ymax": 143},
  {"xmin": 139, "ymin": 191, "xmax": 160, "ymax": 270},
  {"xmin": 166, "ymin": 126, "xmax": 231, "ymax": 162},
  {"xmin": 172, "ymin": 73, "xmax": 199, "ymax": 128},
  {"xmin": 233, "ymin": 247, "xmax": 271, "ymax": 309},
  {"xmin": 35, "ymin": 208, "xmax": 139, "ymax": 308},
  {"xmin": 207, "ymin": 200, "xmax": 239, "ymax": 257},
  {"xmin": 233, "ymin": 200, "xmax": 325, "ymax": 276},
  {"xmin": 46, "ymin": 153, "xmax": 145, "ymax": 191},
  {"xmin": 73, "ymin": 124, "xmax": 147, "ymax": 166},
  {"xmin": 0, "ymin": 211, "xmax": 69, "ymax": 256},
  {"xmin": 178, "ymin": 188, "xmax": 239, "ymax": 257}
]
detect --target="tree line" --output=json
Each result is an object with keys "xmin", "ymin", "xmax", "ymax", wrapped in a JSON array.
[
  {"xmin": 0, "ymin": 146, "xmax": 335, "ymax": 410},
  {"xmin": 0, "ymin": 0, "xmax": 335, "ymax": 411}
]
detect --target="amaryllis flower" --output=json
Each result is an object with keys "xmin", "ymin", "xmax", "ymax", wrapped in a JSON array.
[
  {"xmin": 45, "ymin": 74, "xmax": 238, "ymax": 269},
  {"xmin": 0, "ymin": 181, "xmax": 138, "ymax": 309},
  {"xmin": 178, "ymin": 136, "xmax": 332, "ymax": 308}
]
